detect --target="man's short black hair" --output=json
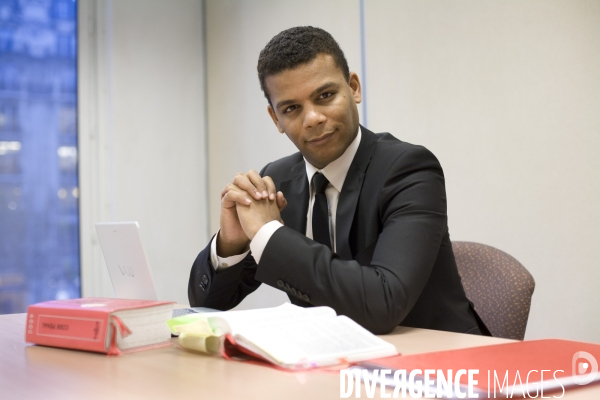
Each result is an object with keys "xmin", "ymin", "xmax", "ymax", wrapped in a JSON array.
[{"xmin": 257, "ymin": 26, "xmax": 350, "ymax": 103}]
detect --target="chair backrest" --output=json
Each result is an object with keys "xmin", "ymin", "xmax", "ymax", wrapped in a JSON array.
[{"xmin": 452, "ymin": 241, "xmax": 535, "ymax": 340}]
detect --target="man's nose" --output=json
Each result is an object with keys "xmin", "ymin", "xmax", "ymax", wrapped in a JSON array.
[{"xmin": 302, "ymin": 106, "xmax": 326, "ymax": 129}]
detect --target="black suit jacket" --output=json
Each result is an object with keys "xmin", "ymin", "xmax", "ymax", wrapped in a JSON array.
[{"xmin": 189, "ymin": 127, "xmax": 481, "ymax": 335}]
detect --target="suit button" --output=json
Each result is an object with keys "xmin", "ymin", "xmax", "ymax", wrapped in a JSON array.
[
  {"xmin": 302, "ymin": 294, "xmax": 310, "ymax": 302},
  {"xmin": 276, "ymin": 280, "xmax": 284, "ymax": 288},
  {"xmin": 284, "ymin": 283, "xmax": 291, "ymax": 291},
  {"xmin": 291, "ymin": 288, "xmax": 297, "ymax": 296}
]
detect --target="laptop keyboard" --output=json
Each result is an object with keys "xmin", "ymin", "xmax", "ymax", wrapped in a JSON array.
[{"xmin": 171, "ymin": 308, "xmax": 199, "ymax": 318}]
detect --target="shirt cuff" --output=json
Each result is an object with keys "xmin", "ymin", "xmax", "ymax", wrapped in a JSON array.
[
  {"xmin": 209, "ymin": 231, "xmax": 250, "ymax": 270},
  {"xmin": 250, "ymin": 220, "xmax": 284, "ymax": 264}
]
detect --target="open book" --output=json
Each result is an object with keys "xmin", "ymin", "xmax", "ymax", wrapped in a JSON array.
[{"xmin": 168, "ymin": 303, "xmax": 397, "ymax": 370}]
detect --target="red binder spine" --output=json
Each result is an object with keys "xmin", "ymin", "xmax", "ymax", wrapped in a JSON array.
[{"xmin": 25, "ymin": 306, "xmax": 109, "ymax": 353}]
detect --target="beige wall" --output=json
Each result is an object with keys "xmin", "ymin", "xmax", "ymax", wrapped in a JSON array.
[
  {"xmin": 79, "ymin": 0, "xmax": 209, "ymax": 304},
  {"xmin": 364, "ymin": 0, "xmax": 600, "ymax": 342},
  {"xmin": 205, "ymin": 0, "xmax": 600, "ymax": 341}
]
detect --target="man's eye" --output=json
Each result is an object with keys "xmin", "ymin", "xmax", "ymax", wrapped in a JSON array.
[
  {"xmin": 283, "ymin": 105, "xmax": 299, "ymax": 113},
  {"xmin": 319, "ymin": 92, "xmax": 334, "ymax": 99}
]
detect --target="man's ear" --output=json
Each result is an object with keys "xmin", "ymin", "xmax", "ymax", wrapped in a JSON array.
[
  {"xmin": 348, "ymin": 72, "xmax": 362, "ymax": 104},
  {"xmin": 267, "ymin": 105, "xmax": 285, "ymax": 133}
]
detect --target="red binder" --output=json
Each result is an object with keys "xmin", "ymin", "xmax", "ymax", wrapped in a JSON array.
[
  {"xmin": 25, "ymin": 297, "xmax": 175, "ymax": 356},
  {"xmin": 359, "ymin": 339, "xmax": 600, "ymax": 397}
]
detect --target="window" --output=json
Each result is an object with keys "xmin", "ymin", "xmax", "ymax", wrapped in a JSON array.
[{"xmin": 0, "ymin": 0, "xmax": 79, "ymax": 313}]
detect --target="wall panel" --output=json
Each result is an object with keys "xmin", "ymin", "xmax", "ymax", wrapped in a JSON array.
[{"xmin": 364, "ymin": 0, "xmax": 600, "ymax": 341}]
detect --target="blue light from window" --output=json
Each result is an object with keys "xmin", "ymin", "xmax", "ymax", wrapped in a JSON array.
[{"xmin": 0, "ymin": 0, "xmax": 79, "ymax": 313}]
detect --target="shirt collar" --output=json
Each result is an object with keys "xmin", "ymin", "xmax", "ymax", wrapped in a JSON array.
[{"xmin": 305, "ymin": 126, "xmax": 362, "ymax": 192}]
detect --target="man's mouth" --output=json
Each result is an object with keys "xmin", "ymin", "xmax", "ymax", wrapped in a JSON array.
[{"xmin": 308, "ymin": 131, "xmax": 334, "ymax": 145}]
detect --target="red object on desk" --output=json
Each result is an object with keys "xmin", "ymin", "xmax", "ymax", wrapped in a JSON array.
[
  {"xmin": 360, "ymin": 339, "xmax": 600, "ymax": 396},
  {"xmin": 25, "ymin": 297, "xmax": 174, "ymax": 356}
]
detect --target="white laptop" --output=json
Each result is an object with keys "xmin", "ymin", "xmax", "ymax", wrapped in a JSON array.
[
  {"xmin": 95, "ymin": 221, "xmax": 159, "ymax": 300},
  {"xmin": 95, "ymin": 221, "xmax": 210, "ymax": 319}
]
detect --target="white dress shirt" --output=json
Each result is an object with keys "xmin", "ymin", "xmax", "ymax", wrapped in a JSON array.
[{"xmin": 210, "ymin": 127, "xmax": 362, "ymax": 269}]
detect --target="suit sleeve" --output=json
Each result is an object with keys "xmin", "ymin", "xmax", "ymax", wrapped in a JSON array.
[
  {"xmin": 255, "ymin": 146, "xmax": 448, "ymax": 334},
  {"xmin": 188, "ymin": 237, "xmax": 262, "ymax": 310}
]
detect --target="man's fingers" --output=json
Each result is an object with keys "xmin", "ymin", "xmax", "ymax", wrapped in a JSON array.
[
  {"xmin": 221, "ymin": 186, "xmax": 252, "ymax": 207},
  {"xmin": 262, "ymin": 176, "xmax": 277, "ymax": 200},
  {"xmin": 221, "ymin": 183, "xmax": 238, "ymax": 200},
  {"xmin": 224, "ymin": 171, "xmax": 278, "ymax": 202},
  {"xmin": 221, "ymin": 183, "xmax": 249, "ymax": 200},
  {"xmin": 276, "ymin": 191, "xmax": 287, "ymax": 211},
  {"xmin": 246, "ymin": 170, "xmax": 268, "ymax": 199},
  {"xmin": 232, "ymin": 172, "xmax": 262, "ymax": 200}
]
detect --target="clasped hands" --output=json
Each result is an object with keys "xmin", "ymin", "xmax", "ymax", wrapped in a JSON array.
[{"xmin": 217, "ymin": 170, "xmax": 287, "ymax": 257}]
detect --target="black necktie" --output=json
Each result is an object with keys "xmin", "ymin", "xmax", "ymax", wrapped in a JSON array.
[{"xmin": 312, "ymin": 173, "xmax": 331, "ymax": 250}]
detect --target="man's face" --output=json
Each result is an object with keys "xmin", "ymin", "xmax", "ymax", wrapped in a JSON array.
[{"xmin": 266, "ymin": 54, "xmax": 362, "ymax": 169}]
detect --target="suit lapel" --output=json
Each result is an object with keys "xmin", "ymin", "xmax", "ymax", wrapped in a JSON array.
[
  {"xmin": 335, "ymin": 126, "xmax": 379, "ymax": 260},
  {"xmin": 280, "ymin": 160, "xmax": 309, "ymax": 234}
]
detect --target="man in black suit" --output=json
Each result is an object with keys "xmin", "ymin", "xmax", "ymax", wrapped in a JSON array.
[{"xmin": 189, "ymin": 26, "xmax": 483, "ymax": 335}]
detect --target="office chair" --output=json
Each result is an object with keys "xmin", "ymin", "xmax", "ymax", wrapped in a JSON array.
[{"xmin": 452, "ymin": 241, "xmax": 535, "ymax": 340}]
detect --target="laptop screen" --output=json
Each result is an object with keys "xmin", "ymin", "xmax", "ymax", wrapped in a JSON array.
[{"xmin": 95, "ymin": 221, "xmax": 158, "ymax": 300}]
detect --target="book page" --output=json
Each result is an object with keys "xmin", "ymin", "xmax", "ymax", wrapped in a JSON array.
[
  {"xmin": 234, "ymin": 315, "xmax": 397, "ymax": 369},
  {"xmin": 113, "ymin": 304, "xmax": 174, "ymax": 350},
  {"xmin": 207, "ymin": 303, "xmax": 336, "ymax": 335}
]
